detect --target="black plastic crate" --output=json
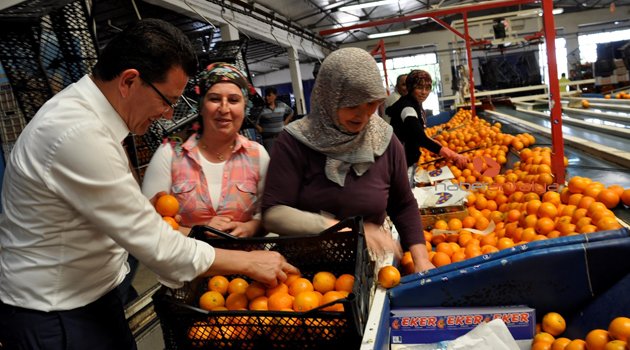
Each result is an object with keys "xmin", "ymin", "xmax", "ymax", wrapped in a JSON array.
[{"xmin": 153, "ymin": 217, "xmax": 373, "ymax": 349}]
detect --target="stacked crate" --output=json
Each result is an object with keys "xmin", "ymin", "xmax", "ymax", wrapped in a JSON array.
[{"xmin": 0, "ymin": 83, "xmax": 26, "ymax": 162}]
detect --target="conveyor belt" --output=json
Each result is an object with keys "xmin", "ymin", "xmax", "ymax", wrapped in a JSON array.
[{"xmin": 483, "ymin": 106, "xmax": 630, "ymax": 225}]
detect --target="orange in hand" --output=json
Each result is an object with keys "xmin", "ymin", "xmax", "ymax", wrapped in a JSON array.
[
  {"xmin": 156, "ymin": 194, "xmax": 179, "ymax": 217},
  {"xmin": 162, "ymin": 216, "xmax": 179, "ymax": 230}
]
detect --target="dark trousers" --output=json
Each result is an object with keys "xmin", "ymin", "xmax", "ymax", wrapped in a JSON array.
[{"xmin": 0, "ymin": 288, "xmax": 137, "ymax": 350}]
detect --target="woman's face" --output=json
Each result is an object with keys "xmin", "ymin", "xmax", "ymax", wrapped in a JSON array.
[
  {"xmin": 336, "ymin": 100, "xmax": 381, "ymax": 133},
  {"xmin": 412, "ymin": 82, "xmax": 432, "ymax": 104},
  {"xmin": 200, "ymin": 82, "xmax": 245, "ymax": 137}
]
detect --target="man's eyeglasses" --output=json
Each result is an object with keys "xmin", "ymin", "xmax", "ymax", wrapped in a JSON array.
[{"xmin": 140, "ymin": 76, "xmax": 180, "ymax": 115}]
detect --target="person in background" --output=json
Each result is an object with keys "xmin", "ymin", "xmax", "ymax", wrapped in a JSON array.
[
  {"xmin": 0, "ymin": 19, "xmax": 297, "ymax": 350},
  {"xmin": 559, "ymin": 72, "xmax": 570, "ymax": 92},
  {"xmin": 261, "ymin": 47, "xmax": 435, "ymax": 273},
  {"xmin": 258, "ymin": 87, "xmax": 294, "ymax": 152},
  {"xmin": 386, "ymin": 70, "xmax": 469, "ymax": 171},
  {"xmin": 142, "ymin": 63, "xmax": 269, "ymax": 237},
  {"xmin": 382, "ymin": 73, "xmax": 408, "ymax": 123}
]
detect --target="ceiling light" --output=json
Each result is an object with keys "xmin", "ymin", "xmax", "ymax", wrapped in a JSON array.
[
  {"xmin": 538, "ymin": 8, "xmax": 564, "ymax": 16},
  {"xmin": 367, "ymin": 29, "xmax": 410, "ymax": 39},
  {"xmin": 339, "ymin": 0, "xmax": 399, "ymax": 12}
]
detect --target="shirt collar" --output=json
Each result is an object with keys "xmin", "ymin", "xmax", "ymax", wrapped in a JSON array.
[{"xmin": 79, "ymin": 75, "xmax": 131, "ymax": 144}]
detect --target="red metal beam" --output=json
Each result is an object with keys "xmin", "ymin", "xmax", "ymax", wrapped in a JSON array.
[
  {"xmin": 370, "ymin": 39, "xmax": 390, "ymax": 95},
  {"xmin": 319, "ymin": 0, "xmax": 537, "ymax": 36},
  {"xmin": 541, "ymin": 0, "xmax": 566, "ymax": 184},
  {"xmin": 463, "ymin": 13, "xmax": 477, "ymax": 118}
]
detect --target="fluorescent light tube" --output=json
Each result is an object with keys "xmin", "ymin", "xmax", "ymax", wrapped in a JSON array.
[
  {"xmin": 340, "ymin": 0, "xmax": 399, "ymax": 12},
  {"xmin": 367, "ymin": 29, "xmax": 410, "ymax": 39}
]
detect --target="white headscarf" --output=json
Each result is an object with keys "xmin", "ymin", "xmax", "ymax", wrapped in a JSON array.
[{"xmin": 285, "ymin": 48, "xmax": 392, "ymax": 186}]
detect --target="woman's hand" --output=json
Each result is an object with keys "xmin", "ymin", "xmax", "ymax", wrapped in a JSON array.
[
  {"xmin": 408, "ymin": 243, "xmax": 435, "ymax": 273},
  {"xmin": 206, "ymin": 216, "xmax": 260, "ymax": 237},
  {"xmin": 363, "ymin": 222, "xmax": 403, "ymax": 261}
]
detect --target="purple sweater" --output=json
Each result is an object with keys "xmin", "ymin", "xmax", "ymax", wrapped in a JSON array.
[{"xmin": 261, "ymin": 131, "xmax": 425, "ymax": 249}]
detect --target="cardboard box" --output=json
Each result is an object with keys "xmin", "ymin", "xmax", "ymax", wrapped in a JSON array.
[{"xmin": 390, "ymin": 306, "xmax": 535, "ymax": 348}]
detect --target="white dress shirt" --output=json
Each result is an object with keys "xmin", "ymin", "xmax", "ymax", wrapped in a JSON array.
[{"xmin": 0, "ymin": 75, "xmax": 215, "ymax": 311}]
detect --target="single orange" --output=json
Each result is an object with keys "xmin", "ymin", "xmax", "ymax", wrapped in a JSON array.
[
  {"xmin": 266, "ymin": 283, "xmax": 289, "ymax": 297},
  {"xmin": 225, "ymin": 292, "xmax": 248, "ymax": 310},
  {"xmin": 321, "ymin": 291, "xmax": 346, "ymax": 312},
  {"xmin": 199, "ymin": 290, "xmax": 225, "ymax": 311},
  {"xmin": 598, "ymin": 189, "xmax": 621, "ymax": 209},
  {"xmin": 621, "ymin": 189, "xmax": 630, "ymax": 206},
  {"xmin": 248, "ymin": 296, "xmax": 269, "ymax": 310},
  {"xmin": 245, "ymin": 281, "xmax": 266, "ymax": 300},
  {"xmin": 155, "ymin": 194, "xmax": 179, "ymax": 217},
  {"xmin": 284, "ymin": 273, "xmax": 301, "ymax": 287},
  {"xmin": 432, "ymin": 251, "xmax": 451, "ymax": 267},
  {"xmin": 288, "ymin": 277, "xmax": 314, "ymax": 296},
  {"xmin": 208, "ymin": 275, "xmax": 229, "ymax": 295},
  {"xmin": 227, "ymin": 277, "xmax": 249, "ymax": 295},
  {"xmin": 542, "ymin": 312, "xmax": 566, "ymax": 337},
  {"xmin": 377, "ymin": 265, "xmax": 401, "ymax": 289},
  {"xmin": 267, "ymin": 292, "xmax": 294, "ymax": 311},
  {"xmin": 532, "ymin": 341, "xmax": 553, "ymax": 350},
  {"xmin": 604, "ymin": 340, "xmax": 628, "ymax": 350},
  {"xmin": 335, "ymin": 274, "xmax": 355, "ymax": 293},
  {"xmin": 609, "ymin": 317, "xmax": 630, "ymax": 342},
  {"xmin": 565, "ymin": 339, "xmax": 587, "ymax": 350},
  {"xmin": 585, "ymin": 329, "xmax": 610, "ymax": 350},
  {"xmin": 162, "ymin": 216, "xmax": 179, "ymax": 230},
  {"xmin": 312, "ymin": 271, "xmax": 336, "ymax": 294},
  {"xmin": 551, "ymin": 337, "xmax": 572, "ymax": 350},
  {"xmin": 293, "ymin": 291, "xmax": 321, "ymax": 312}
]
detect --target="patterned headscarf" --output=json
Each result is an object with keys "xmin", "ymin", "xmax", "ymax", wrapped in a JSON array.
[
  {"xmin": 195, "ymin": 62, "xmax": 253, "ymax": 103},
  {"xmin": 285, "ymin": 47, "xmax": 392, "ymax": 187},
  {"xmin": 405, "ymin": 69, "xmax": 432, "ymax": 93}
]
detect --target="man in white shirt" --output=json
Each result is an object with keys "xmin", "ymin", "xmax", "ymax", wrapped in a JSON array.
[
  {"xmin": 382, "ymin": 74, "xmax": 408, "ymax": 123},
  {"xmin": 0, "ymin": 19, "xmax": 297, "ymax": 350}
]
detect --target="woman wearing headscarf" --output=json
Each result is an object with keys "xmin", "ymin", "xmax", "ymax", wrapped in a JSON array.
[
  {"xmin": 142, "ymin": 63, "xmax": 269, "ymax": 237},
  {"xmin": 261, "ymin": 48, "xmax": 434, "ymax": 273},
  {"xmin": 386, "ymin": 70, "xmax": 469, "ymax": 170}
]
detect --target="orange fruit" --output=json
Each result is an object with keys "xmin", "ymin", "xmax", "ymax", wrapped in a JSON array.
[
  {"xmin": 586, "ymin": 329, "xmax": 611, "ymax": 350},
  {"xmin": 534, "ymin": 332, "xmax": 556, "ymax": 345},
  {"xmin": 609, "ymin": 317, "xmax": 630, "ymax": 342},
  {"xmin": 249, "ymin": 296, "xmax": 269, "ymax": 311},
  {"xmin": 266, "ymin": 283, "xmax": 289, "ymax": 297},
  {"xmin": 335, "ymin": 274, "xmax": 355, "ymax": 293},
  {"xmin": 155, "ymin": 194, "xmax": 179, "ymax": 217},
  {"xmin": 542, "ymin": 312, "xmax": 566, "ymax": 336},
  {"xmin": 581, "ymin": 99, "xmax": 590, "ymax": 108},
  {"xmin": 451, "ymin": 250, "xmax": 466, "ymax": 263},
  {"xmin": 436, "ymin": 242, "xmax": 454, "ymax": 257},
  {"xmin": 208, "ymin": 275, "xmax": 229, "ymax": 295},
  {"xmin": 293, "ymin": 291, "xmax": 321, "ymax": 312},
  {"xmin": 285, "ymin": 273, "xmax": 301, "ymax": 287},
  {"xmin": 321, "ymin": 291, "xmax": 346, "ymax": 312},
  {"xmin": 621, "ymin": 189, "xmax": 630, "ymax": 206},
  {"xmin": 377, "ymin": 265, "xmax": 401, "ymax": 289},
  {"xmin": 225, "ymin": 292, "xmax": 248, "ymax": 310},
  {"xmin": 538, "ymin": 202, "xmax": 559, "ymax": 219},
  {"xmin": 228, "ymin": 278, "xmax": 249, "ymax": 295},
  {"xmin": 187, "ymin": 322, "xmax": 212, "ymax": 343},
  {"xmin": 552, "ymin": 337, "xmax": 572, "ymax": 350},
  {"xmin": 401, "ymin": 251, "xmax": 415, "ymax": 275},
  {"xmin": 608, "ymin": 185, "xmax": 625, "ymax": 197},
  {"xmin": 432, "ymin": 251, "xmax": 451, "ymax": 267},
  {"xmin": 604, "ymin": 340, "xmax": 628, "ymax": 350},
  {"xmin": 267, "ymin": 292, "xmax": 294, "ymax": 311},
  {"xmin": 434, "ymin": 219, "xmax": 449, "ymax": 230},
  {"xmin": 312, "ymin": 271, "xmax": 336, "ymax": 294},
  {"xmin": 536, "ymin": 217, "xmax": 556, "ymax": 235},
  {"xmin": 532, "ymin": 341, "xmax": 553, "ymax": 350},
  {"xmin": 448, "ymin": 218, "xmax": 463, "ymax": 231},
  {"xmin": 288, "ymin": 277, "xmax": 314, "ymax": 296},
  {"xmin": 199, "ymin": 290, "xmax": 226, "ymax": 310},
  {"xmin": 462, "ymin": 216, "xmax": 476, "ymax": 229},
  {"xmin": 568, "ymin": 177, "xmax": 590, "ymax": 194},
  {"xmin": 565, "ymin": 339, "xmax": 587, "ymax": 350},
  {"xmin": 598, "ymin": 189, "xmax": 621, "ymax": 209},
  {"xmin": 245, "ymin": 281, "xmax": 266, "ymax": 300},
  {"xmin": 162, "ymin": 216, "xmax": 179, "ymax": 229}
]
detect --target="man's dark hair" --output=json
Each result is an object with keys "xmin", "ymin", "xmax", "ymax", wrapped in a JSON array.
[
  {"xmin": 265, "ymin": 87, "xmax": 278, "ymax": 96},
  {"xmin": 92, "ymin": 18, "xmax": 198, "ymax": 83},
  {"xmin": 396, "ymin": 74, "xmax": 407, "ymax": 86}
]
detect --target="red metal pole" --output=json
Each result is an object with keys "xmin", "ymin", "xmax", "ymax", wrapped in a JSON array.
[
  {"xmin": 370, "ymin": 39, "xmax": 390, "ymax": 94},
  {"xmin": 463, "ymin": 13, "xmax": 477, "ymax": 118},
  {"xmin": 541, "ymin": 0, "xmax": 566, "ymax": 184}
]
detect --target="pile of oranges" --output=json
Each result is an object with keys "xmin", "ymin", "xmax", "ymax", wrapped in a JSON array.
[
  {"xmin": 198, "ymin": 271, "xmax": 355, "ymax": 313},
  {"xmin": 532, "ymin": 312, "xmax": 630, "ymax": 350},
  {"xmin": 155, "ymin": 194, "xmax": 180, "ymax": 229}
]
